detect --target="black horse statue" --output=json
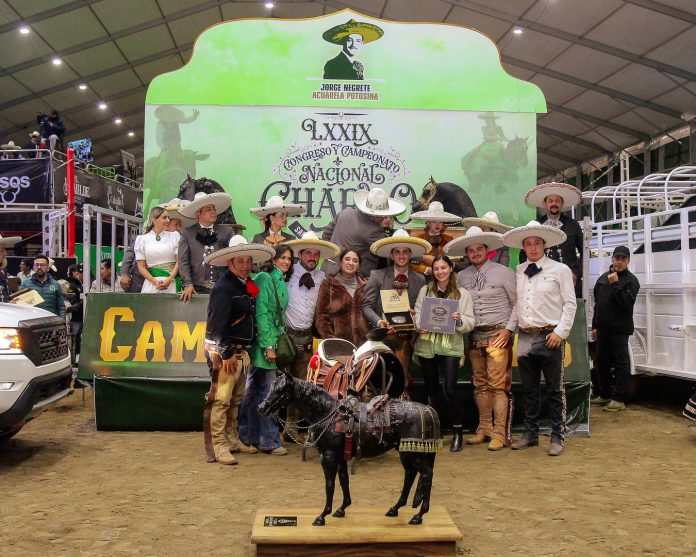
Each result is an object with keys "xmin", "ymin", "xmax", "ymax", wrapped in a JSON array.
[
  {"xmin": 259, "ymin": 372, "xmax": 441, "ymax": 526},
  {"xmin": 413, "ymin": 176, "xmax": 477, "ymax": 219},
  {"xmin": 177, "ymin": 174, "xmax": 240, "ymax": 226}
]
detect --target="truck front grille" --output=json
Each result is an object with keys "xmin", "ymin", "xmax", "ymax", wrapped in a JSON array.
[{"xmin": 17, "ymin": 317, "xmax": 70, "ymax": 367}]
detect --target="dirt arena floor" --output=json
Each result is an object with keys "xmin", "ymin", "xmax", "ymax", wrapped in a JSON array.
[{"xmin": 2, "ymin": 378, "xmax": 695, "ymax": 557}]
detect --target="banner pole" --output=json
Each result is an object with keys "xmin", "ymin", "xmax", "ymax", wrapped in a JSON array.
[{"xmin": 67, "ymin": 146, "xmax": 75, "ymax": 258}]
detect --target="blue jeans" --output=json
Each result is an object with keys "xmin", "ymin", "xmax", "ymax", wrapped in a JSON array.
[{"xmin": 238, "ymin": 366, "xmax": 281, "ymax": 451}]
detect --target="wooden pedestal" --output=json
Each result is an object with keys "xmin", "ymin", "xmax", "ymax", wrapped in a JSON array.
[{"xmin": 251, "ymin": 506, "xmax": 463, "ymax": 556}]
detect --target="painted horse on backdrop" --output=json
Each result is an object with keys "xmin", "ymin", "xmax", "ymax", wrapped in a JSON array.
[{"xmin": 258, "ymin": 372, "xmax": 441, "ymax": 526}]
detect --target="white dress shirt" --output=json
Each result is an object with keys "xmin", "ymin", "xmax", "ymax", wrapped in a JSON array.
[
  {"xmin": 285, "ymin": 266, "xmax": 325, "ymax": 330},
  {"xmin": 515, "ymin": 256, "xmax": 577, "ymax": 339}
]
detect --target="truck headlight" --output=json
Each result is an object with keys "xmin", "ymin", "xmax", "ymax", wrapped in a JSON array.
[{"xmin": 0, "ymin": 328, "xmax": 22, "ymax": 354}]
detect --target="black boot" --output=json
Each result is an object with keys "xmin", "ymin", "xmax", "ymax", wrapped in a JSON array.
[{"xmin": 450, "ymin": 426, "xmax": 463, "ymax": 452}]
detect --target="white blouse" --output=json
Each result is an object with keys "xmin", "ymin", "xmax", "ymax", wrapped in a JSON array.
[{"xmin": 134, "ymin": 230, "xmax": 180, "ymax": 267}]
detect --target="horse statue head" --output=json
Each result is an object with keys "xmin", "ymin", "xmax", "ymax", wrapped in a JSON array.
[
  {"xmin": 258, "ymin": 371, "xmax": 295, "ymax": 416},
  {"xmin": 413, "ymin": 176, "xmax": 476, "ymax": 218}
]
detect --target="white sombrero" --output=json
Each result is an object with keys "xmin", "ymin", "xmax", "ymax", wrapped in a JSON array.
[
  {"xmin": 444, "ymin": 226, "xmax": 504, "ymax": 257},
  {"xmin": 502, "ymin": 220, "xmax": 567, "ymax": 249},
  {"xmin": 178, "ymin": 192, "xmax": 231, "ymax": 218},
  {"xmin": 354, "ymin": 188, "xmax": 405, "ymax": 217},
  {"xmin": 204, "ymin": 235, "xmax": 275, "ymax": 266},
  {"xmin": 1, "ymin": 140, "xmax": 21, "ymax": 150},
  {"xmin": 524, "ymin": 182, "xmax": 581, "ymax": 210},
  {"xmin": 250, "ymin": 195, "xmax": 304, "ymax": 218},
  {"xmin": 409, "ymin": 201, "xmax": 461, "ymax": 223},
  {"xmin": 460, "ymin": 211, "xmax": 512, "ymax": 233},
  {"xmin": 162, "ymin": 197, "xmax": 196, "ymax": 228},
  {"xmin": 0, "ymin": 233, "xmax": 21, "ymax": 247},
  {"xmin": 370, "ymin": 228, "xmax": 432, "ymax": 259},
  {"xmin": 285, "ymin": 231, "xmax": 340, "ymax": 260}
]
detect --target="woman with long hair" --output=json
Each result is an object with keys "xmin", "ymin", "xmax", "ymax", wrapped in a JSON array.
[
  {"xmin": 239, "ymin": 244, "xmax": 294, "ymax": 455},
  {"xmin": 250, "ymin": 196, "xmax": 303, "ymax": 247},
  {"xmin": 134, "ymin": 205, "xmax": 180, "ymax": 293},
  {"xmin": 314, "ymin": 248, "xmax": 368, "ymax": 346},
  {"xmin": 414, "ymin": 255, "xmax": 475, "ymax": 452},
  {"xmin": 409, "ymin": 202, "xmax": 461, "ymax": 277}
]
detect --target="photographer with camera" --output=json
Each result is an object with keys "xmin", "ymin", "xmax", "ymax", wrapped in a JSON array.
[{"xmin": 36, "ymin": 110, "xmax": 65, "ymax": 153}]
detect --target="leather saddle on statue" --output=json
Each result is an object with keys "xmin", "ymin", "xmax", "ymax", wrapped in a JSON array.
[
  {"xmin": 334, "ymin": 392, "xmax": 395, "ymax": 460},
  {"xmin": 308, "ymin": 338, "xmax": 381, "ymax": 399}
]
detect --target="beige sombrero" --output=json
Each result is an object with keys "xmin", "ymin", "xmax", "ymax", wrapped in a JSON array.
[
  {"xmin": 525, "ymin": 182, "xmax": 581, "ymax": 210},
  {"xmin": 444, "ymin": 226, "xmax": 504, "ymax": 257},
  {"xmin": 178, "ymin": 191, "xmax": 231, "ymax": 218},
  {"xmin": 460, "ymin": 211, "xmax": 512, "ymax": 233},
  {"xmin": 250, "ymin": 195, "xmax": 304, "ymax": 218},
  {"xmin": 162, "ymin": 197, "xmax": 196, "ymax": 228},
  {"xmin": 1, "ymin": 141, "xmax": 21, "ymax": 150},
  {"xmin": 204, "ymin": 235, "xmax": 275, "ymax": 266},
  {"xmin": 322, "ymin": 19, "xmax": 384, "ymax": 45},
  {"xmin": 371, "ymin": 229, "xmax": 432, "ymax": 259},
  {"xmin": 502, "ymin": 220, "xmax": 567, "ymax": 249},
  {"xmin": 354, "ymin": 188, "xmax": 405, "ymax": 217},
  {"xmin": 409, "ymin": 201, "xmax": 461, "ymax": 223},
  {"xmin": 285, "ymin": 231, "xmax": 339, "ymax": 260},
  {"xmin": 0, "ymin": 233, "xmax": 21, "ymax": 247}
]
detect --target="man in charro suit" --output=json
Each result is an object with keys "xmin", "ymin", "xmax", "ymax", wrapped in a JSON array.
[
  {"xmin": 362, "ymin": 229, "xmax": 431, "ymax": 394},
  {"xmin": 322, "ymin": 19, "xmax": 384, "ymax": 80},
  {"xmin": 177, "ymin": 192, "xmax": 234, "ymax": 301}
]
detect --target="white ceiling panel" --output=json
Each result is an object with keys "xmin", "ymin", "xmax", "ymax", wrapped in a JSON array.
[
  {"xmin": 109, "ymin": 93, "xmax": 147, "ymax": 114},
  {"xmin": 12, "ymin": 60, "xmax": 78, "ymax": 92},
  {"xmin": 446, "ymin": 6, "xmax": 511, "ymax": 42},
  {"xmin": 332, "ymin": 0, "xmax": 385, "ymax": 17},
  {"xmin": 220, "ymin": 3, "xmax": 270, "ymax": 20},
  {"xmin": 584, "ymin": 3, "xmax": 691, "ymax": 55},
  {"xmin": 40, "ymin": 88, "xmax": 99, "ymax": 113},
  {"xmin": 63, "ymin": 42, "xmax": 127, "ymax": 76},
  {"xmin": 599, "ymin": 64, "xmax": 680, "ymax": 101},
  {"xmin": 650, "ymin": 87, "xmax": 696, "ymax": 115},
  {"xmin": 382, "ymin": 0, "xmax": 452, "ymax": 23},
  {"xmin": 504, "ymin": 65, "xmax": 535, "ymax": 81},
  {"xmin": 652, "ymin": 0, "xmax": 696, "ymax": 13},
  {"xmin": 528, "ymin": 74, "xmax": 586, "ymax": 106},
  {"xmin": 529, "ymin": 0, "xmax": 624, "ymax": 36},
  {"xmin": 0, "ymin": 98, "xmax": 53, "ymax": 128},
  {"xmin": 546, "ymin": 45, "xmax": 629, "ymax": 84},
  {"xmin": 89, "ymin": 69, "xmax": 142, "ymax": 97},
  {"xmin": 116, "ymin": 25, "xmax": 174, "ymax": 61},
  {"xmin": 134, "ymin": 56, "xmax": 184, "ymax": 84},
  {"xmin": 31, "ymin": 7, "xmax": 105, "ymax": 51},
  {"xmin": 623, "ymin": 106, "xmax": 682, "ymax": 133},
  {"xmin": 167, "ymin": 7, "xmax": 221, "ymax": 46},
  {"xmin": 563, "ymin": 89, "xmax": 631, "ymax": 120},
  {"xmin": 92, "ymin": 0, "xmax": 162, "ymax": 34},
  {"xmin": 647, "ymin": 25, "xmax": 696, "ymax": 75},
  {"xmin": 5, "ymin": 0, "xmax": 74, "ymax": 18},
  {"xmin": 157, "ymin": 0, "xmax": 215, "ymax": 16},
  {"xmin": 610, "ymin": 109, "xmax": 664, "ymax": 135},
  {"xmin": 500, "ymin": 28, "xmax": 571, "ymax": 66},
  {"xmin": 538, "ymin": 110, "xmax": 593, "ymax": 135},
  {"xmin": 0, "ymin": 31, "xmax": 53, "ymax": 68},
  {"xmin": 475, "ymin": 0, "xmax": 537, "ymax": 18},
  {"xmin": 0, "ymin": 76, "xmax": 32, "ymax": 103},
  {"xmin": 274, "ymin": 3, "xmax": 326, "ymax": 19}
]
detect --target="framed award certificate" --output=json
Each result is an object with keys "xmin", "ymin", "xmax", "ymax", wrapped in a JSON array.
[
  {"xmin": 420, "ymin": 296, "xmax": 458, "ymax": 334},
  {"xmin": 380, "ymin": 289, "xmax": 415, "ymax": 330}
]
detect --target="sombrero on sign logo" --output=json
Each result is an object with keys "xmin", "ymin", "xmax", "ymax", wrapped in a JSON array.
[
  {"xmin": 444, "ymin": 226, "xmax": 504, "ymax": 257},
  {"xmin": 524, "ymin": 182, "xmax": 581, "ymax": 211},
  {"xmin": 204, "ymin": 235, "xmax": 275, "ymax": 267},
  {"xmin": 285, "ymin": 231, "xmax": 340, "ymax": 260},
  {"xmin": 322, "ymin": 19, "xmax": 384, "ymax": 45},
  {"xmin": 502, "ymin": 220, "xmax": 567, "ymax": 249},
  {"xmin": 370, "ymin": 229, "xmax": 432, "ymax": 259}
]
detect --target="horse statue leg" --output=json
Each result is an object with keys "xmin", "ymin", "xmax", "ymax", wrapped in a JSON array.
[
  {"xmin": 331, "ymin": 458, "xmax": 352, "ymax": 518},
  {"xmin": 408, "ymin": 453, "xmax": 436, "ymax": 525},
  {"xmin": 385, "ymin": 452, "xmax": 418, "ymax": 518},
  {"xmin": 313, "ymin": 450, "xmax": 339, "ymax": 526}
]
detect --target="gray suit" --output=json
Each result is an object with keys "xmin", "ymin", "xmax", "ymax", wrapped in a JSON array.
[
  {"xmin": 119, "ymin": 241, "xmax": 145, "ymax": 293},
  {"xmin": 362, "ymin": 267, "xmax": 426, "ymax": 328},
  {"xmin": 178, "ymin": 223, "xmax": 233, "ymax": 289},
  {"xmin": 322, "ymin": 207, "xmax": 385, "ymax": 276}
]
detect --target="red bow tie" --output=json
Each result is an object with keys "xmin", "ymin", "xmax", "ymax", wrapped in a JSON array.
[{"xmin": 246, "ymin": 278, "xmax": 259, "ymax": 299}]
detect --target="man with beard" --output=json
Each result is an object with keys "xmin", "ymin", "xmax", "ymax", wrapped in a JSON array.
[
  {"xmin": 178, "ymin": 192, "xmax": 234, "ymax": 301},
  {"xmin": 281, "ymin": 232, "xmax": 340, "ymax": 441},
  {"xmin": 363, "ymin": 229, "xmax": 431, "ymax": 394},
  {"xmin": 521, "ymin": 183, "xmax": 583, "ymax": 297},
  {"xmin": 0, "ymin": 234, "xmax": 21, "ymax": 302},
  {"xmin": 21, "ymin": 254, "xmax": 66, "ymax": 319},
  {"xmin": 202, "ymin": 236, "xmax": 275, "ymax": 465}
]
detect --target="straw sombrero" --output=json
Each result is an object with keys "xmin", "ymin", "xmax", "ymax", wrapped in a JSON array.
[
  {"xmin": 285, "ymin": 231, "xmax": 340, "ymax": 260},
  {"xmin": 162, "ymin": 197, "xmax": 196, "ymax": 228},
  {"xmin": 502, "ymin": 220, "xmax": 567, "ymax": 249},
  {"xmin": 460, "ymin": 211, "xmax": 512, "ymax": 233},
  {"xmin": 409, "ymin": 201, "xmax": 461, "ymax": 223},
  {"xmin": 444, "ymin": 226, "xmax": 504, "ymax": 257},
  {"xmin": 250, "ymin": 195, "xmax": 304, "ymax": 218},
  {"xmin": 1, "ymin": 141, "xmax": 21, "ymax": 150},
  {"xmin": 0, "ymin": 233, "xmax": 21, "ymax": 247},
  {"xmin": 178, "ymin": 192, "xmax": 231, "ymax": 218},
  {"xmin": 354, "ymin": 188, "xmax": 405, "ymax": 217},
  {"xmin": 204, "ymin": 235, "xmax": 275, "ymax": 266},
  {"xmin": 370, "ymin": 229, "xmax": 432, "ymax": 259},
  {"xmin": 322, "ymin": 19, "xmax": 384, "ymax": 45},
  {"xmin": 524, "ymin": 182, "xmax": 581, "ymax": 210}
]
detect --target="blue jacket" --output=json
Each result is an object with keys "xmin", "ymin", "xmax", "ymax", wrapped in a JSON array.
[{"xmin": 21, "ymin": 274, "xmax": 66, "ymax": 319}]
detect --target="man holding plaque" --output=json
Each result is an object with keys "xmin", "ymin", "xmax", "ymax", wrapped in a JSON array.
[
  {"xmin": 362, "ymin": 229, "xmax": 431, "ymax": 393},
  {"xmin": 446, "ymin": 226, "xmax": 517, "ymax": 451}
]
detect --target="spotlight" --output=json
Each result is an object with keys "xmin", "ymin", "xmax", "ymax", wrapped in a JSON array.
[
  {"xmin": 114, "ymin": 118, "xmax": 122, "ymax": 124},
  {"xmin": 265, "ymin": 2, "xmax": 274, "ymax": 8},
  {"xmin": 513, "ymin": 26, "xmax": 523, "ymax": 35},
  {"xmin": 19, "ymin": 27, "xmax": 30, "ymax": 35},
  {"xmin": 51, "ymin": 58, "xmax": 62, "ymax": 65},
  {"xmin": 128, "ymin": 131, "xmax": 135, "ymax": 137},
  {"xmin": 78, "ymin": 84, "xmax": 87, "ymax": 90},
  {"xmin": 98, "ymin": 102, "xmax": 107, "ymax": 110}
]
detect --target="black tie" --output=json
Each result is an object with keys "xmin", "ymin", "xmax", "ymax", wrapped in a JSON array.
[
  {"xmin": 524, "ymin": 263, "xmax": 542, "ymax": 278},
  {"xmin": 299, "ymin": 272, "xmax": 315, "ymax": 290}
]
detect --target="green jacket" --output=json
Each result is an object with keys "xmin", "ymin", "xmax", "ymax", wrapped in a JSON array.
[
  {"xmin": 21, "ymin": 274, "xmax": 66, "ymax": 319},
  {"xmin": 249, "ymin": 267, "xmax": 288, "ymax": 369}
]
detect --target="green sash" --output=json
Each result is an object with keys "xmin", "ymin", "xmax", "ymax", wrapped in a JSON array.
[{"xmin": 149, "ymin": 267, "xmax": 182, "ymax": 293}]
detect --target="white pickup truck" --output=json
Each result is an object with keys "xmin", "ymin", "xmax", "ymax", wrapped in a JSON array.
[{"xmin": 0, "ymin": 303, "xmax": 72, "ymax": 443}]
